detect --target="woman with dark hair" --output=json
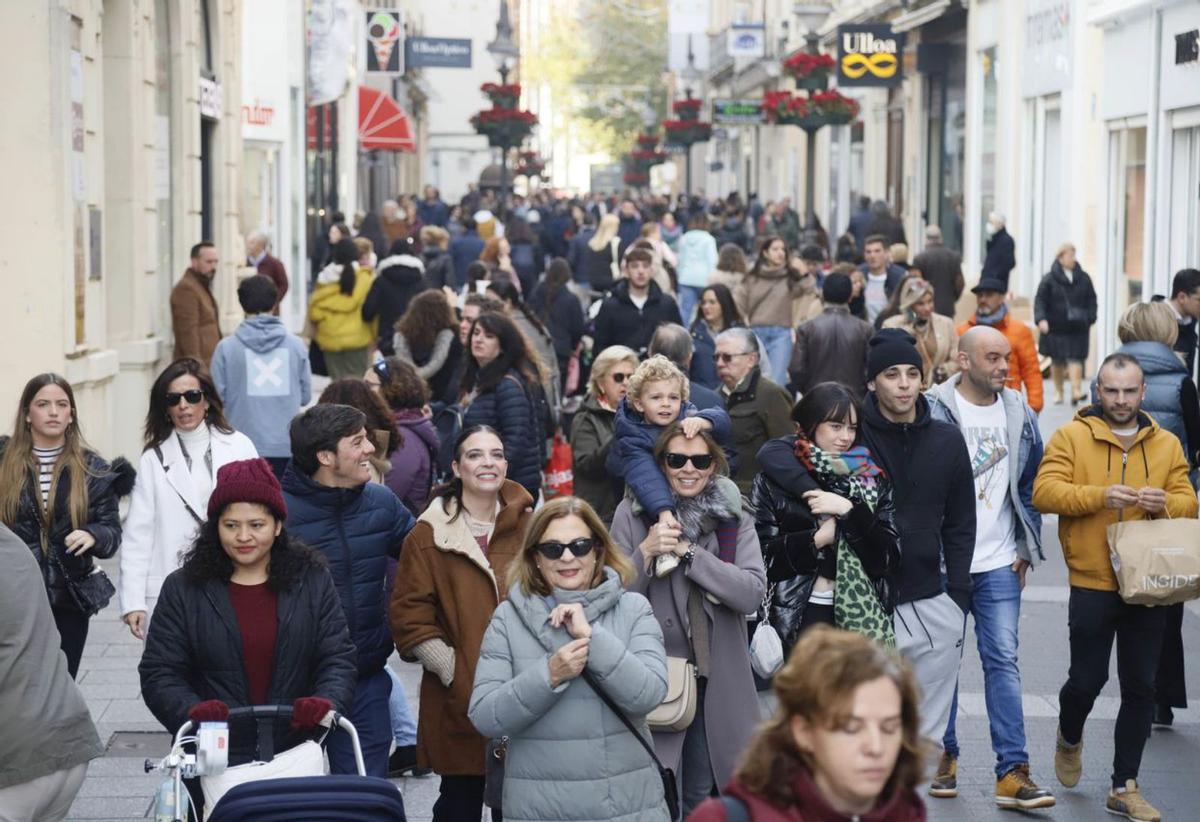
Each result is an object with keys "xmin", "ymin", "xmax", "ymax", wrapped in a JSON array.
[
  {"xmin": 750, "ymin": 383, "xmax": 901, "ymax": 656},
  {"xmin": 391, "ymin": 426, "xmax": 534, "ymax": 821},
  {"xmin": 309, "ymin": 237, "xmax": 376, "ymax": 378},
  {"xmin": 318, "ymin": 377, "xmax": 400, "ymax": 485},
  {"xmin": 394, "ymin": 290, "xmax": 463, "ymax": 403},
  {"xmin": 736, "ymin": 235, "xmax": 815, "ymax": 385},
  {"xmin": 118, "ymin": 359, "xmax": 258, "ymax": 640},
  {"xmin": 486, "ymin": 279, "xmax": 561, "ymax": 415},
  {"xmin": 460, "ymin": 311, "xmax": 546, "ymax": 497},
  {"xmin": 139, "ymin": 458, "xmax": 357, "ymax": 813},
  {"xmin": 366, "ymin": 357, "xmax": 439, "ymax": 514},
  {"xmin": 505, "ymin": 217, "xmax": 543, "ymax": 294},
  {"xmin": 0, "ymin": 374, "xmax": 136, "ymax": 677},
  {"xmin": 689, "ymin": 626, "xmax": 927, "ymax": 821},
  {"xmin": 690, "ymin": 283, "xmax": 744, "ymax": 390},
  {"xmin": 708, "ymin": 242, "xmax": 748, "ymax": 292},
  {"xmin": 361, "ymin": 239, "xmax": 429, "ymax": 355},
  {"xmin": 528, "ymin": 257, "xmax": 586, "ymax": 387}
]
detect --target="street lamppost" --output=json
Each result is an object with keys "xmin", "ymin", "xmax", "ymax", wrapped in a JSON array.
[
  {"xmin": 673, "ymin": 38, "xmax": 706, "ymax": 198},
  {"xmin": 792, "ymin": 4, "xmax": 832, "ymax": 245},
  {"xmin": 486, "ymin": 0, "xmax": 519, "ymax": 218}
]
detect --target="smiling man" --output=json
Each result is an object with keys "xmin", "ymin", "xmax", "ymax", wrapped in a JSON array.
[{"xmin": 281, "ymin": 404, "xmax": 416, "ymax": 778}]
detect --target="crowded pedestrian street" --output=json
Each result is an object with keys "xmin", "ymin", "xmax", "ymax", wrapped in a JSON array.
[{"xmin": 4, "ymin": 1, "xmax": 1200, "ymax": 822}]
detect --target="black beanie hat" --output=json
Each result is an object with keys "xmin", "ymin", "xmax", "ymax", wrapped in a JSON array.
[
  {"xmin": 866, "ymin": 328, "xmax": 924, "ymax": 383},
  {"xmin": 822, "ymin": 272, "xmax": 852, "ymax": 304}
]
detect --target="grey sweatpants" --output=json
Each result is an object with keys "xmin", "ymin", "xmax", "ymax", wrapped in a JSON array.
[{"xmin": 895, "ymin": 593, "xmax": 967, "ymax": 746}]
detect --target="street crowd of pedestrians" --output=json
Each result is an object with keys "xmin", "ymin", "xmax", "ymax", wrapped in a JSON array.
[{"xmin": 2, "ymin": 186, "xmax": 1200, "ymax": 822}]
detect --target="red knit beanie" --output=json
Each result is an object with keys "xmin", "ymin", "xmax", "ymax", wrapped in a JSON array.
[{"xmin": 207, "ymin": 458, "xmax": 288, "ymax": 521}]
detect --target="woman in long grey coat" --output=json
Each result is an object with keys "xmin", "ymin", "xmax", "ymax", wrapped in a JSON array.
[
  {"xmin": 469, "ymin": 496, "xmax": 671, "ymax": 822},
  {"xmin": 609, "ymin": 422, "xmax": 767, "ymax": 817}
]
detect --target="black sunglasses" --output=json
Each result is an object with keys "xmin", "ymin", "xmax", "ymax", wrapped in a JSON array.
[
  {"xmin": 712, "ymin": 351, "xmax": 754, "ymax": 364},
  {"xmin": 535, "ymin": 538, "xmax": 597, "ymax": 560},
  {"xmin": 610, "ymin": 371, "xmax": 631, "ymax": 384},
  {"xmin": 165, "ymin": 389, "xmax": 205, "ymax": 407},
  {"xmin": 664, "ymin": 452, "xmax": 714, "ymax": 470}
]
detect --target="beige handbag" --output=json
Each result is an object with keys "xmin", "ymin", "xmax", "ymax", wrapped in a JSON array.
[
  {"xmin": 646, "ymin": 656, "xmax": 697, "ymax": 732},
  {"xmin": 1107, "ymin": 513, "xmax": 1200, "ymax": 606}
]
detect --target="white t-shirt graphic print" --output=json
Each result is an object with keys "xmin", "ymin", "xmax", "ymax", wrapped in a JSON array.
[{"xmin": 954, "ymin": 391, "xmax": 1018, "ymax": 573}]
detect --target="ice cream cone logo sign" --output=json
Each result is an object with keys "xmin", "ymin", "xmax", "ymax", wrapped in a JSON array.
[
  {"xmin": 837, "ymin": 25, "xmax": 905, "ymax": 87},
  {"xmin": 366, "ymin": 10, "xmax": 401, "ymax": 73}
]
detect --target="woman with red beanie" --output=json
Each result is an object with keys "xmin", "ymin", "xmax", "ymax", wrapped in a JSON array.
[{"xmin": 138, "ymin": 458, "xmax": 357, "ymax": 810}]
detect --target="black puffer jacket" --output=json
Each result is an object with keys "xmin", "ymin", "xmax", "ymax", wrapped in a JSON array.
[
  {"xmin": 139, "ymin": 560, "xmax": 357, "ymax": 761},
  {"xmin": 750, "ymin": 439, "xmax": 900, "ymax": 655},
  {"xmin": 462, "ymin": 368, "xmax": 543, "ymax": 497},
  {"xmin": 0, "ymin": 439, "xmax": 135, "ymax": 611},
  {"xmin": 422, "ymin": 246, "xmax": 456, "ymax": 291},
  {"xmin": 592, "ymin": 279, "xmax": 684, "ymax": 357},
  {"xmin": 362, "ymin": 254, "xmax": 430, "ymax": 354}
]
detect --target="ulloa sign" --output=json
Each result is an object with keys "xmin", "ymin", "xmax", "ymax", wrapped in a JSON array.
[{"xmin": 837, "ymin": 24, "xmax": 906, "ymax": 87}]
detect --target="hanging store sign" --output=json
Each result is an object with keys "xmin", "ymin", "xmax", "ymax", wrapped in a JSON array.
[
  {"xmin": 199, "ymin": 75, "xmax": 222, "ymax": 120},
  {"xmin": 366, "ymin": 10, "xmax": 403, "ymax": 73},
  {"xmin": 1177, "ymin": 30, "xmax": 1199, "ymax": 65},
  {"xmin": 712, "ymin": 99, "xmax": 765, "ymax": 124},
  {"xmin": 405, "ymin": 37, "xmax": 472, "ymax": 69},
  {"xmin": 837, "ymin": 25, "xmax": 905, "ymax": 87},
  {"xmin": 728, "ymin": 24, "xmax": 766, "ymax": 59}
]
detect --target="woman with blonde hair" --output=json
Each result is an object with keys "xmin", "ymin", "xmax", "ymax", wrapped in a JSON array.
[
  {"xmin": 581, "ymin": 213, "xmax": 623, "ymax": 292},
  {"xmin": 1034, "ymin": 242, "xmax": 1097, "ymax": 404},
  {"xmin": 882, "ymin": 277, "xmax": 958, "ymax": 387},
  {"xmin": 469, "ymin": 495, "xmax": 672, "ymax": 822},
  {"xmin": 571, "ymin": 345, "xmax": 639, "ymax": 524},
  {"xmin": 689, "ymin": 625, "xmax": 927, "ymax": 821}
]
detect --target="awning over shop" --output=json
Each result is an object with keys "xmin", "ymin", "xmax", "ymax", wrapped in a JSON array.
[{"xmin": 358, "ymin": 85, "xmax": 415, "ymax": 152}]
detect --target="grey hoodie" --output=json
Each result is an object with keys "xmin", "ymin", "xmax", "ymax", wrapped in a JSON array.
[{"xmin": 212, "ymin": 314, "xmax": 312, "ymax": 457}]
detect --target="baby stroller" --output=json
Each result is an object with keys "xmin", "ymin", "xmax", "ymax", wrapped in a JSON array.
[{"xmin": 146, "ymin": 704, "xmax": 407, "ymax": 821}]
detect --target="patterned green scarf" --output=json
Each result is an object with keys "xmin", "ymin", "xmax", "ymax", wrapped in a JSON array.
[{"xmin": 797, "ymin": 439, "xmax": 896, "ymax": 648}]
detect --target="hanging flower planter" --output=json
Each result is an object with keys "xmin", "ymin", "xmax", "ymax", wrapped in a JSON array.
[
  {"xmin": 623, "ymin": 170, "xmax": 649, "ymax": 186},
  {"xmin": 516, "ymin": 150, "xmax": 546, "ymax": 178},
  {"xmin": 783, "ymin": 52, "xmax": 835, "ymax": 90},
  {"xmin": 630, "ymin": 148, "xmax": 668, "ymax": 167},
  {"xmin": 762, "ymin": 91, "xmax": 811, "ymax": 127},
  {"xmin": 481, "ymin": 82, "xmax": 522, "ymax": 110},
  {"xmin": 470, "ymin": 107, "xmax": 538, "ymax": 148},
  {"xmin": 663, "ymin": 119, "xmax": 712, "ymax": 147},
  {"xmin": 671, "ymin": 98, "xmax": 703, "ymax": 123},
  {"xmin": 810, "ymin": 91, "xmax": 860, "ymax": 126},
  {"xmin": 635, "ymin": 133, "xmax": 660, "ymax": 150}
]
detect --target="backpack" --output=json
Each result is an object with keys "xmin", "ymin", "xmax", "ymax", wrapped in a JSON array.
[{"xmin": 427, "ymin": 401, "xmax": 464, "ymax": 483}]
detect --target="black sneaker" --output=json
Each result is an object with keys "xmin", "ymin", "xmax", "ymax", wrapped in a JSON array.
[
  {"xmin": 388, "ymin": 745, "xmax": 432, "ymax": 777},
  {"xmin": 1152, "ymin": 705, "xmax": 1174, "ymax": 729}
]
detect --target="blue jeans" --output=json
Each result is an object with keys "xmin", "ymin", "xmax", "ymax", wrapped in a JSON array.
[
  {"xmin": 942, "ymin": 565, "xmax": 1028, "ymax": 778},
  {"xmin": 752, "ymin": 325, "xmax": 792, "ymax": 387},
  {"xmin": 327, "ymin": 668, "xmax": 391, "ymax": 778},
  {"xmin": 386, "ymin": 665, "xmax": 418, "ymax": 746},
  {"xmin": 678, "ymin": 285, "xmax": 703, "ymax": 326}
]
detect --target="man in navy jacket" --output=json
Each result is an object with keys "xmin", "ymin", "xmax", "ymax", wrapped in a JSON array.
[{"xmin": 282, "ymin": 404, "xmax": 416, "ymax": 777}]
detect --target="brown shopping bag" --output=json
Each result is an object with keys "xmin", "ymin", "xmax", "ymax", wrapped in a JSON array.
[{"xmin": 1106, "ymin": 516, "xmax": 1200, "ymax": 606}]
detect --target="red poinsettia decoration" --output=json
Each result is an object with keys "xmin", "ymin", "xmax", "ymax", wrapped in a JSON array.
[
  {"xmin": 470, "ymin": 106, "xmax": 539, "ymax": 147},
  {"xmin": 782, "ymin": 52, "xmax": 836, "ymax": 78},
  {"xmin": 663, "ymin": 119, "xmax": 713, "ymax": 146},
  {"xmin": 809, "ymin": 90, "xmax": 860, "ymax": 123},
  {"xmin": 762, "ymin": 91, "xmax": 809, "ymax": 124},
  {"xmin": 623, "ymin": 171, "xmax": 650, "ymax": 186},
  {"xmin": 636, "ymin": 133, "xmax": 660, "ymax": 149}
]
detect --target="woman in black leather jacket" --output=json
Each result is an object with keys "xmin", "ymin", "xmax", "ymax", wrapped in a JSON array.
[{"xmin": 750, "ymin": 382, "xmax": 900, "ymax": 655}]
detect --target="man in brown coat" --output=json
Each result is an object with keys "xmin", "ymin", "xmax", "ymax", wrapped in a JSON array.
[
  {"xmin": 170, "ymin": 242, "xmax": 222, "ymax": 365},
  {"xmin": 245, "ymin": 231, "xmax": 288, "ymax": 313},
  {"xmin": 790, "ymin": 272, "xmax": 875, "ymax": 397}
]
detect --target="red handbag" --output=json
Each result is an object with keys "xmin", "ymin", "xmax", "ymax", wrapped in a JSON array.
[{"xmin": 543, "ymin": 433, "xmax": 574, "ymax": 499}]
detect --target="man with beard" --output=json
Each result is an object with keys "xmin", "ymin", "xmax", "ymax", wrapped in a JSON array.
[
  {"xmin": 958, "ymin": 278, "xmax": 1043, "ymax": 413},
  {"xmin": 1034, "ymin": 353, "xmax": 1196, "ymax": 822}
]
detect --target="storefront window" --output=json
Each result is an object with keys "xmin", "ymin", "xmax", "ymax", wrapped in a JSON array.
[
  {"xmin": 1169, "ymin": 125, "xmax": 1200, "ymax": 275},
  {"xmin": 1108, "ymin": 126, "xmax": 1147, "ymax": 315},
  {"xmin": 925, "ymin": 43, "xmax": 966, "ymax": 253},
  {"xmin": 242, "ymin": 143, "xmax": 280, "ymax": 245},
  {"xmin": 979, "ymin": 47, "xmax": 997, "ymax": 265}
]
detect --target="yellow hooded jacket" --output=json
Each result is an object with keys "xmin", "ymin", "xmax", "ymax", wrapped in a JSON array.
[
  {"xmin": 1033, "ymin": 407, "xmax": 1197, "ymax": 591},
  {"xmin": 308, "ymin": 264, "xmax": 377, "ymax": 353}
]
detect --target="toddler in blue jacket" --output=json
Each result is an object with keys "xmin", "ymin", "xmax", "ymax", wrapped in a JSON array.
[{"xmin": 605, "ymin": 355, "xmax": 733, "ymax": 574}]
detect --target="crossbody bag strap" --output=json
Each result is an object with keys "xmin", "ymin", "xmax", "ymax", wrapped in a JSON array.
[
  {"xmin": 154, "ymin": 445, "xmax": 205, "ymax": 526},
  {"xmin": 580, "ymin": 671, "xmax": 666, "ymax": 771}
]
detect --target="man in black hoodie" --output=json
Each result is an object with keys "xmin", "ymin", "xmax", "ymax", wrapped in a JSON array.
[
  {"xmin": 592, "ymin": 246, "xmax": 682, "ymax": 357},
  {"xmin": 757, "ymin": 328, "xmax": 975, "ymax": 745}
]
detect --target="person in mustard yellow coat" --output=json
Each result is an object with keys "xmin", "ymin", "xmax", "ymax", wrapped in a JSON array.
[{"xmin": 309, "ymin": 238, "xmax": 377, "ymax": 378}]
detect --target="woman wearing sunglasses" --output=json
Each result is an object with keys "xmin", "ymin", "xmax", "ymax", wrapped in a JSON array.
[
  {"xmin": 750, "ymin": 382, "xmax": 901, "ymax": 657},
  {"xmin": 118, "ymin": 359, "xmax": 258, "ymax": 640},
  {"xmin": 391, "ymin": 425, "xmax": 534, "ymax": 821},
  {"xmin": 609, "ymin": 421, "xmax": 766, "ymax": 818},
  {"xmin": 570, "ymin": 344, "xmax": 639, "ymax": 525},
  {"xmin": 469, "ymin": 495, "xmax": 671, "ymax": 822}
]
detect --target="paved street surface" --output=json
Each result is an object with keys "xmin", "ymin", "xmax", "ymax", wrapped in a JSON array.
[{"xmin": 68, "ymin": 400, "xmax": 1200, "ymax": 820}]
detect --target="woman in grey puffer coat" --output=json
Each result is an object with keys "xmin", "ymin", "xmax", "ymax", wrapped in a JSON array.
[{"xmin": 469, "ymin": 496, "xmax": 671, "ymax": 822}]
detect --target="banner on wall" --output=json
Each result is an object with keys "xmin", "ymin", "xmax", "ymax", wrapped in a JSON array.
[
  {"xmin": 405, "ymin": 37, "xmax": 472, "ymax": 69},
  {"xmin": 308, "ymin": 0, "xmax": 356, "ymax": 105},
  {"xmin": 366, "ymin": 9, "xmax": 403, "ymax": 73},
  {"xmin": 837, "ymin": 24, "xmax": 905, "ymax": 87}
]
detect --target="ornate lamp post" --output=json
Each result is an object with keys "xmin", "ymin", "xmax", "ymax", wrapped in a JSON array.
[
  {"xmin": 664, "ymin": 41, "xmax": 711, "ymax": 197},
  {"xmin": 486, "ymin": 1, "xmax": 520, "ymax": 217}
]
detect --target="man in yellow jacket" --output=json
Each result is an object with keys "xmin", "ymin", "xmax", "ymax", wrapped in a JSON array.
[{"xmin": 1033, "ymin": 352, "xmax": 1197, "ymax": 822}]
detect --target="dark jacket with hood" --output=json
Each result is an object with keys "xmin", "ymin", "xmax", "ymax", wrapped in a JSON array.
[
  {"xmin": 570, "ymin": 394, "xmax": 619, "ymax": 524},
  {"xmin": 0, "ymin": 439, "xmax": 135, "ymax": 611},
  {"xmin": 592, "ymin": 279, "xmax": 684, "ymax": 357},
  {"xmin": 751, "ymin": 436, "xmax": 900, "ymax": 654},
  {"xmin": 528, "ymin": 281, "xmax": 586, "ymax": 369},
  {"xmin": 281, "ymin": 465, "xmax": 416, "ymax": 676},
  {"xmin": 715, "ymin": 216, "xmax": 750, "ymax": 252},
  {"xmin": 1034, "ymin": 260, "xmax": 1097, "ymax": 362},
  {"xmin": 139, "ymin": 558, "xmax": 357, "ymax": 761},
  {"xmin": 384, "ymin": 409, "xmax": 440, "ymax": 515},
  {"xmin": 758, "ymin": 394, "xmax": 974, "ymax": 610},
  {"xmin": 462, "ymin": 367, "xmax": 544, "ymax": 497},
  {"xmin": 362, "ymin": 254, "xmax": 429, "ymax": 355}
]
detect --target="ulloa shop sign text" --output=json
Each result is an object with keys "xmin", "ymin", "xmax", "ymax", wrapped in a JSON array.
[{"xmin": 837, "ymin": 24, "xmax": 906, "ymax": 87}]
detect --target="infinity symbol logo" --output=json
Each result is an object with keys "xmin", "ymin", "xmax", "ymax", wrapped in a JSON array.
[{"xmin": 841, "ymin": 52, "xmax": 898, "ymax": 79}]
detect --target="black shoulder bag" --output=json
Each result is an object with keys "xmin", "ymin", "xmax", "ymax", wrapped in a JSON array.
[
  {"xmin": 49, "ymin": 545, "xmax": 115, "ymax": 616},
  {"xmin": 581, "ymin": 671, "xmax": 680, "ymax": 820}
]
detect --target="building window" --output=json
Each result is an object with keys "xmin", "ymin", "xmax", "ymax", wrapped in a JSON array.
[
  {"xmin": 886, "ymin": 87, "xmax": 904, "ymax": 217},
  {"xmin": 1107, "ymin": 125, "xmax": 1147, "ymax": 315},
  {"xmin": 924, "ymin": 43, "xmax": 966, "ymax": 253},
  {"xmin": 1168, "ymin": 124, "xmax": 1200, "ymax": 275}
]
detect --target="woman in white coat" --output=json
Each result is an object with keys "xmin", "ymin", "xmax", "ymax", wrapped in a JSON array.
[{"xmin": 118, "ymin": 359, "xmax": 257, "ymax": 638}]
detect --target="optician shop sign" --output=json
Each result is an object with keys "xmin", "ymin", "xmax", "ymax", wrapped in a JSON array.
[
  {"xmin": 405, "ymin": 37, "xmax": 472, "ymax": 69},
  {"xmin": 712, "ymin": 99, "xmax": 764, "ymax": 124},
  {"xmin": 836, "ymin": 24, "xmax": 905, "ymax": 87}
]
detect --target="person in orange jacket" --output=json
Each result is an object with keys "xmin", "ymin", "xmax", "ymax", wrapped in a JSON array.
[{"xmin": 958, "ymin": 278, "xmax": 1044, "ymax": 413}]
